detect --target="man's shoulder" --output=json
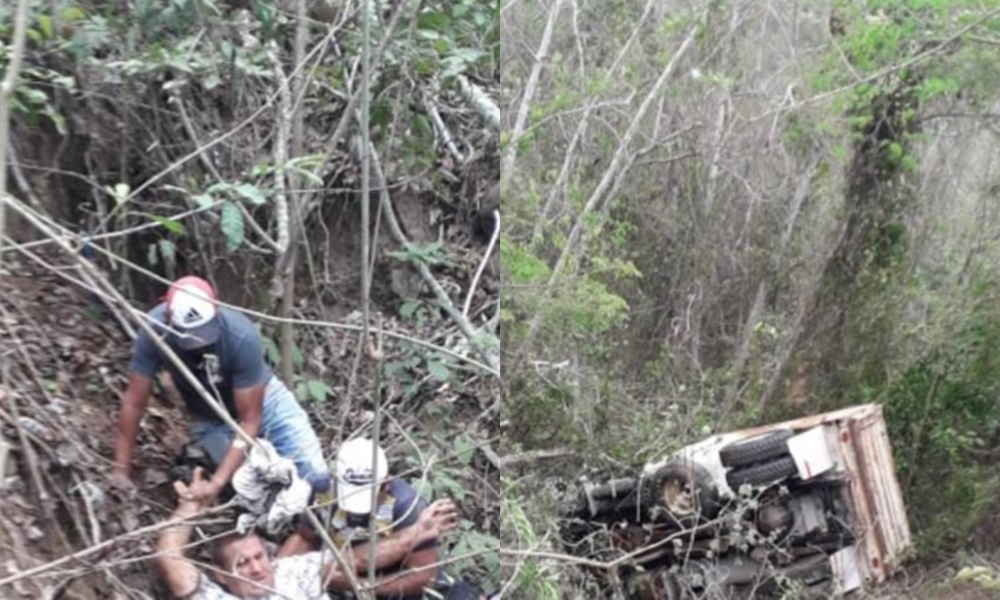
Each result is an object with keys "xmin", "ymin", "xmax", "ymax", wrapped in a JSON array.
[
  {"xmin": 390, "ymin": 478, "xmax": 421, "ymax": 501},
  {"xmin": 133, "ymin": 304, "xmax": 168, "ymax": 347},
  {"xmin": 390, "ymin": 478, "xmax": 427, "ymax": 524},
  {"xmin": 217, "ymin": 308, "xmax": 259, "ymax": 341}
]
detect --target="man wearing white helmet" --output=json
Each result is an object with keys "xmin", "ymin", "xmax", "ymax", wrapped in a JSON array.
[
  {"xmin": 111, "ymin": 275, "xmax": 330, "ymax": 502},
  {"xmin": 281, "ymin": 438, "xmax": 485, "ymax": 599}
]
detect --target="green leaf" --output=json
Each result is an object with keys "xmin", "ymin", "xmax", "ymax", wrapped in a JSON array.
[
  {"xmin": 37, "ymin": 15, "xmax": 53, "ymax": 39},
  {"xmin": 400, "ymin": 300, "xmax": 421, "ymax": 319},
  {"xmin": 106, "ymin": 183, "xmax": 130, "ymax": 206},
  {"xmin": 307, "ymin": 379, "xmax": 329, "ymax": 402},
  {"xmin": 60, "ymin": 6, "xmax": 86, "ymax": 22},
  {"xmin": 262, "ymin": 336, "xmax": 280, "ymax": 365},
  {"xmin": 18, "ymin": 88, "xmax": 48, "ymax": 106},
  {"xmin": 453, "ymin": 435, "xmax": 474, "ymax": 467},
  {"xmin": 427, "ymin": 361, "xmax": 450, "ymax": 382},
  {"xmin": 295, "ymin": 381, "xmax": 308, "ymax": 402},
  {"xmin": 289, "ymin": 167, "xmax": 323, "ymax": 186},
  {"xmin": 434, "ymin": 473, "xmax": 465, "ymax": 500},
  {"xmin": 151, "ymin": 215, "xmax": 185, "ymax": 234},
  {"xmin": 51, "ymin": 75, "xmax": 76, "ymax": 91},
  {"xmin": 202, "ymin": 74, "xmax": 221, "ymax": 90},
  {"xmin": 192, "ymin": 193, "xmax": 215, "ymax": 208},
  {"xmin": 234, "ymin": 183, "xmax": 267, "ymax": 205},
  {"xmin": 417, "ymin": 11, "xmax": 451, "ymax": 31},
  {"xmin": 220, "ymin": 201, "xmax": 244, "ymax": 252},
  {"xmin": 411, "ymin": 478, "xmax": 433, "ymax": 501}
]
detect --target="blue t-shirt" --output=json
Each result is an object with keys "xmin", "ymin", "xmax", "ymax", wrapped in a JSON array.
[{"xmin": 128, "ymin": 305, "xmax": 271, "ymax": 420}]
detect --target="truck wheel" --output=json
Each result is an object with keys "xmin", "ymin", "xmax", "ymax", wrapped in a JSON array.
[
  {"xmin": 726, "ymin": 456, "xmax": 798, "ymax": 489},
  {"xmin": 647, "ymin": 461, "xmax": 720, "ymax": 525},
  {"xmin": 719, "ymin": 429, "xmax": 794, "ymax": 467}
]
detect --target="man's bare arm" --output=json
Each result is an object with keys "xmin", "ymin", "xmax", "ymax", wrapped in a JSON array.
[
  {"xmin": 340, "ymin": 499, "xmax": 459, "ymax": 573},
  {"xmin": 326, "ymin": 546, "xmax": 440, "ymax": 597},
  {"xmin": 193, "ymin": 383, "xmax": 264, "ymax": 500},
  {"xmin": 155, "ymin": 469, "xmax": 208, "ymax": 598},
  {"xmin": 112, "ymin": 373, "xmax": 154, "ymax": 478}
]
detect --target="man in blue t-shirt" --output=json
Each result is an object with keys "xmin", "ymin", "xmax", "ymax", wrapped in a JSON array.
[
  {"xmin": 111, "ymin": 276, "xmax": 330, "ymax": 502},
  {"xmin": 281, "ymin": 438, "xmax": 483, "ymax": 599}
]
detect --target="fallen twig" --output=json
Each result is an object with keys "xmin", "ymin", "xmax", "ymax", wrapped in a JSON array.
[{"xmin": 423, "ymin": 91, "xmax": 464, "ymax": 163}]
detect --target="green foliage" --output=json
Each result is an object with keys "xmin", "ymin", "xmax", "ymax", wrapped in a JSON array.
[
  {"xmin": 384, "ymin": 338, "xmax": 456, "ymax": 401},
  {"xmin": 500, "ymin": 239, "xmax": 550, "ymax": 284},
  {"xmin": 500, "ymin": 489, "xmax": 561, "ymax": 600},
  {"xmin": 219, "ymin": 201, "xmax": 244, "ymax": 252},
  {"xmin": 883, "ymin": 273, "xmax": 1000, "ymax": 557},
  {"xmin": 387, "ymin": 241, "xmax": 453, "ymax": 268},
  {"xmin": 404, "ymin": 439, "xmax": 499, "ymax": 591},
  {"xmin": 260, "ymin": 333, "xmax": 329, "ymax": 403}
]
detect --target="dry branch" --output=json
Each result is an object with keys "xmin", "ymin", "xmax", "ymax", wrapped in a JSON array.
[
  {"xmin": 546, "ymin": 27, "xmax": 698, "ymax": 284},
  {"xmin": 464, "ymin": 209, "xmax": 499, "ymax": 318},
  {"xmin": 457, "ymin": 75, "xmax": 500, "ymax": 132},
  {"xmin": 501, "ymin": 0, "xmax": 564, "ymax": 177}
]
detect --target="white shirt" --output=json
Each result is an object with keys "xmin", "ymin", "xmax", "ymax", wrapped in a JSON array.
[{"xmin": 191, "ymin": 552, "xmax": 331, "ymax": 600}]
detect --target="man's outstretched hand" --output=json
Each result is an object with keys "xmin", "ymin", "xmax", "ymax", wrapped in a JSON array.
[{"xmin": 415, "ymin": 499, "xmax": 460, "ymax": 543}]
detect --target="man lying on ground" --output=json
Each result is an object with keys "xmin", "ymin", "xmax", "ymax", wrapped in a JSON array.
[
  {"xmin": 156, "ymin": 467, "xmax": 333, "ymax": 599},
  {"xmin": 155, "ymin": 466, "xmax": 462, "ymax": 599},
  {"xmin": 280, "ymin": 438, "xmax": 484, "ymax": 599}
]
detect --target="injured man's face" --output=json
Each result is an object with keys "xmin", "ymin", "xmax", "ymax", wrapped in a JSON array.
[{"xmin": 218, "ymin": 535, "xmax": 276, "ymax": 598}]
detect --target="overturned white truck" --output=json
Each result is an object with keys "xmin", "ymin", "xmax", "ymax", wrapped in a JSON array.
[{"xmin": 562, "ymin": 404, "xmax": 911, "ymax": 598}]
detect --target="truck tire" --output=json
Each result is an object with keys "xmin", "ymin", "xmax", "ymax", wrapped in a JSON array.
[
  {"xmin": 719, "ymin": 429, "xmax": 794, "ymax": 467},
  {"xmin": 647, "ymin": 461, "xmax": 720, "ymax": 525},
  {"xmin": 726, "ymin": 456, "xmax": 797, "ymax": 489}
]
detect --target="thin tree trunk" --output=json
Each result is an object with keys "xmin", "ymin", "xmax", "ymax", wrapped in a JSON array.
[
  {"xmin": 501, "ymin": 0, "xmax": 564, "ymax": 177},
  {"xmin": 278, "ymin": 0, "xmax": 309, "ymax": 387},
  {"xmin": 531, "ymin": 0, "xmax": 656, "ymax": 247},
  {"xmin": 547, "ymin": 28, "xmax": 698, "ymax": 284},
  {"xmin": 0, "ymin": 0, "xmax": 31, "ymax": 282},
  {"xmin": 728, "ymin": 148, "xmax": 822, "ymax": 405}
]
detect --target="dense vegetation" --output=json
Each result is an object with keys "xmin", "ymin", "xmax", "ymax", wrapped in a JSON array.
[
  {"xmin": 502, "ymin": 0, "xmax": 1000, "ymax": 596},
  {"xmin": 1, "ymin": 0, "xmax": 499, "ymax": 596}
]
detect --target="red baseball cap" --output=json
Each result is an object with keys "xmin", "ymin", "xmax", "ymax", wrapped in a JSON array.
[{"xmin": 165, "ymin": 276, "xmax": 220, "ymax": 350}]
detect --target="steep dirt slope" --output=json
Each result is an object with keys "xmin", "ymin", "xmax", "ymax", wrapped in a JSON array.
[{"xmin": 0, "ymin": 248, "xmax": 192, "ymax": 598}]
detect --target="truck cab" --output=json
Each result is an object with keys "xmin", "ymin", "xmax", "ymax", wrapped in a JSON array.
[{"xmin": 562, "ymin": 404, "xmax": 911, "ymax": 598}]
